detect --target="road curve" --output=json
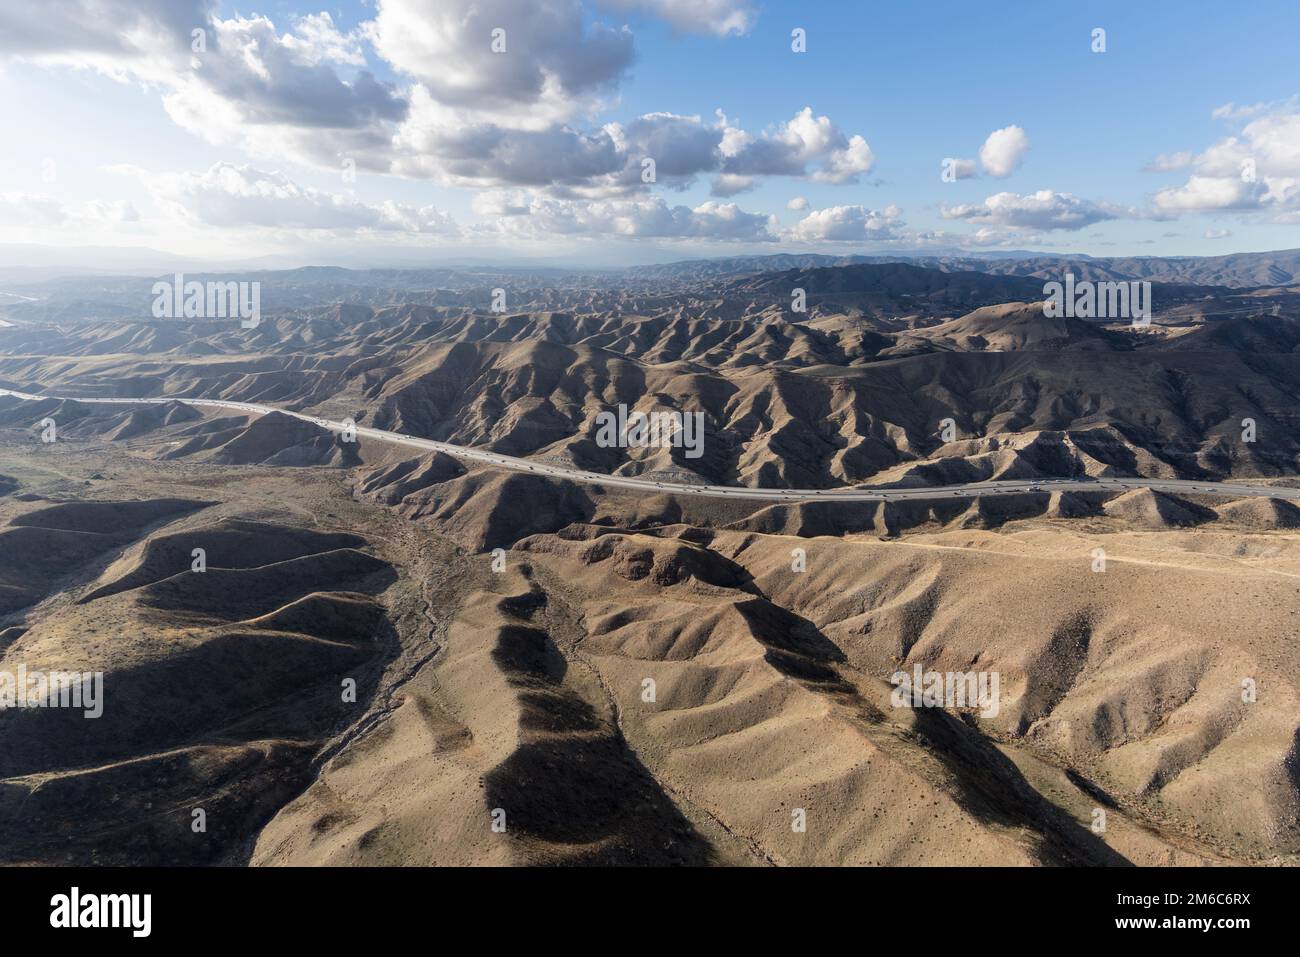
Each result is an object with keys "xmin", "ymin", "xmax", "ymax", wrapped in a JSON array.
[{"xmin": 4, "ymin": 387, "xmax": 1299, "ymax": 504}]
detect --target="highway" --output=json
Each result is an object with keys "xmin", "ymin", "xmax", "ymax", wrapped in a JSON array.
[{"xmin": 4, "ymin": 388, "xmax": 1299, "ymax": 504}]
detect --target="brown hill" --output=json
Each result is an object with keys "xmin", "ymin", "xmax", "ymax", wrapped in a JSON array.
[
  {"xmin": 901, "ymin": 303, "xmax": 1129, "ymax": 352},
  {"xmin": 208, "ymin": 412, "xmax": 361, "ymax": 467},
  {"xmin": 0, "ymin": 508, "xmax": 397, "ymax": 866}
]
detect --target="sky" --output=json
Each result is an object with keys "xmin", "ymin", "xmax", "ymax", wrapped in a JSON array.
[{"xmin": 1, "ymin": 0, "xmax": 1298, "ymax": 268}]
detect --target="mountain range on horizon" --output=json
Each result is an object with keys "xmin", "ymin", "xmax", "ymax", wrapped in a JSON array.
[{"xmin": 5, "ymin": 244, "xmax": 1300, "ymax": 297}]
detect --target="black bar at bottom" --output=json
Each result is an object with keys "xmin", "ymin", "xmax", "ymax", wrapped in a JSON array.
[{"xmin": 0, "ymin": 865, "xmax": 1280, "ymax": 943}]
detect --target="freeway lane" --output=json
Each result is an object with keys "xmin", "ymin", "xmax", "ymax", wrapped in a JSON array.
[{"xmin": 4, "ymin": 388, "xmax": 1299, "ymax": 504}]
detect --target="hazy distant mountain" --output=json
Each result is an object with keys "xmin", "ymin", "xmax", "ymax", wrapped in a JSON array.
[
  {"xmin": 7, "ymin": 243, "xmax": 1300, "ymax": 290},
  {"xmin": 721, "ymin": 261, "xmax": 1048, "ymax": 307},
  {"xmin": 0, "ymin": 257, "xmax": 1288, "ymax": 329},
  {"xmin": 620, "ymin": 248, "xmax": 1300, "ymax": 289}
]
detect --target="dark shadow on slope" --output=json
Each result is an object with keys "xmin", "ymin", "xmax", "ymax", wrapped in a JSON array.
[
  {"xmin": 483, "ymin": 618, "xmax": 716, "ymax": 865},
  {"xmin": 709, "ymin": 541, "xmax": 1129, "ymax": 865},
  {"xmin": 909, "ymin": 707, "xmax": 1132, "ymax": 866},
  {"xmin": 0, "ymin": 498, "xmax": 212, "ymax": 616}
]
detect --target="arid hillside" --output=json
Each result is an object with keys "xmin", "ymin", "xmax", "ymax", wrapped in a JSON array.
[
  {"xmin": 4, "ymin": 266, "xmax": 1300, "ymax": 492},
  {"xmin": 2, "ymin": 262, "xmax": 1299, "ymax": 866}
]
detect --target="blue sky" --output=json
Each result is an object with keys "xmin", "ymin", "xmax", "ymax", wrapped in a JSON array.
[{"xmin": 1, "ymin": 0, "xmax": 1298, "ymax": 267}]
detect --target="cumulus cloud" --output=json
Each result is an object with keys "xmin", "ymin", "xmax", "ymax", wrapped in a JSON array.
[
  {"xmin": 710, "ymin": 174, "xmax": 755, "ymax": 196},
  {"xmin": 1153, "ymin": 175, "xmax": 1265, "ymax": 213},
  {"xmin": 786, "ymin": 196, "xmax": 809, "ymax": 211},
  {"xmin": 0, "ymin": 1, "xmax": 881, "ymax": 244},
  {"xmin": 789, "ymin": 204, "xmax": 903, "ymax": 241},
  {"xmin": 1143, "ymin": 150, "xmax": 1194, "ymax": 172},
  {"xmin": 963, "ymin": 226, "xmax": 1046, "ymax": 248},
  {"xmin": 0, "ymin": 0, "xmax": 210, "ymax": 81},
  {"xmin": 491, "ymin": 194, "xmax": 776, "ymax": 240},
  {"xmin": 620, "ymin": 112, "xmax": 727, "ymax": 185},
  {"xmin": 979, "ymin": 125, "xmax": 1029, "ymax": 178},
  {"xmin": 393, "ymin": 103, "xmax": 875, "ymax": 195},
  {"xmin": 83, "ymin": 199, "xmax": 142, "ymax": 225},
  {"xmin": 398, "ymin": 108, "xmax": 714, "ymax": 192},
  {"xmin": 815, "ymin": 135, "xmax": 876, "ymax": 184},
  {"xmin": 183, "ymin": 22, "xmax": 403, "ymax": 132},
  {"xmin": 722, "ymin": 108, "xmax": 875, "ymax": 184},
  {"xmin": 599, "ymin": 0, "xmax": 756, "ymax": 37},
  {"xmin": 1150, "ymin": 108, "xmax": 1300, "ymax": 217},
  {"xmin": 393, "ymin": 89, "xmax": 624, "ymax": 186},
  {"xmin": 281, "ymin": 12, "xmax": 366, "ymax": 66},
  {"xmin": 0, "ymin": 193, "xmax": 68, "ymax": 226},
  {"xmin": 0, "ymin": 192, "xmax": 139, "ymax": 227},
  {"xmin": 942, "ymin": 157, "xmax": 978, "ymax": 180},
  {"xmin": 1211, "ymin": 101, "xmax": 1271, "ymax": 122},
  {"xmin": 164, "ymin": 14, "xmax": 407, "ymax": 168},
  {"xmin": 130, "ymin": 162, "xmax": 458, "ymax": 234},
  {"xmin": 366, "ymin": 0, "xmax": 632, "ymax": 124},
  {"xmin": 636, "ymin": 107, "xmax": 874, "ymax": 190},
  {"xmin": 472, "ymin": 189, "xmax": 532, "ymax": 217},
  {"xmin": 2, "ymin": 5, "xmax": 405, "ymax": 125},
  {"xmin": 0, "ymin": 5, "xmax": 408, "ymax": 173},
  {"xmin": 941, "ymin": 190, "xmax": 1116, "ymax": 230}
]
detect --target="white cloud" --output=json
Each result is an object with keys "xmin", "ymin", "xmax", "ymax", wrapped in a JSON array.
[
  {"xmin": 167, "ymin": 15, "xmax": 406, "ymax": 163},
  {"xmin": 0, "ymin": 192, "xmax": 139, "ymax": 227},
  {"xmin": 129, "ymin": 163, "xmax": 458, "ymax": 234},
  {"xmin": 1204, "ymin": 228, "xmax": 1233, "ymax": 239},
  {"xmin": 964, "ymin": 226, "xmax": 1045, "ymax": 247},
  {"xmin": 941, "ymin": 189, "xmax": 1115, "ymax": 230},
  {"xmin": 1153, "ymin": 175, "xmax": 1264, "ymax": 213},
  {"xmin": 722, "ymin": 107, "xmax": 875, "ymax": 184},
  {"xmin": 0, "ymin": 6, "xmax": 408, "ymax": 174},
  {"xmin": 282, "ymin": 12, "xmax": 366, "ymax": 66},
  {"xmin": 392, "ymin": 89, "xmax": 624, "ymax": 186},
  {"xmin": 710, "ymin": 174, "xmax": 755, "ymax": 196},
  {"xmin": 815, "ymin": 135, "xmax": 875, "ymax": 184},
  {"xmin": 1143, "ymin": 151, "xmax": 1194, "ymax": 172},
  {"xmin": 0, "ymin": 1, "xmax": 882, "ymax": 244},
  {"xmin": 0, "ymin": 192, "xmax": 68, "ymax": 226},
  {"xmin": 979, "ymin": 125, "xmax": 1029, "ymax": 178},
  {"xmin": 492, "ymin": 194, "xmax": 776, "ymax": 240},
  {"xmin": 789, "ymin": 204, "xmax": 903, "ymax": 241},
  {"xmin": 0, "ymin": 0, "xmax": 208, "ymax": 82},
  {"xmin": 0, "ymin": 5, "xmax": 407, "ymax": 158},
  {"xmin": 786, "ymin": 196, "xmax": 809, "ymax": 211},
  {"xmin": 365, "ymin": 0, "xmax": 632, "ymax": 124},
  {"xmin": 472, "ymin": 189, "xmax": 532, "ymax": 217},
  {"xmin": 394, "ymin": 103, "xmax": 874, "ymax": 194},
  {"xmin": 1149, "ymin": 106, "xmax": 1300, "ymax": 217},
  {"xmin": 82, "ymin": 199, "xmax": 142, "ymax": 225},
  {"xmin": 1211, "ymin": 101, "xmax": 1270, "ymax": 122},
  {"xmin": 599, "ymin": 0, "xmax": 756, "ymax": 37},
  {"xmin": 619, "ymin": 112, "xmax": 726, "ymax": 185},
  {"xmin": 943, "ymin": 157, "xmax": 978, "ymax": 180}
]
